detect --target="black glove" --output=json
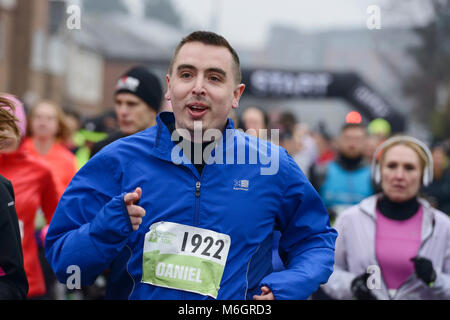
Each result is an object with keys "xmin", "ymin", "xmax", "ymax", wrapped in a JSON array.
[
  {"xmin": 351, "ymin": 272, "xmax": 377, "ymax": 300},
  {"xmin": 411, "ymin": 256, "xmax": 436, "ymax": 287}
]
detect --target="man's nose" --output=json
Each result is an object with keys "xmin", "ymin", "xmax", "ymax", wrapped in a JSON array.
[
  {"xmin": 192, "ymin": 77, "xmax": 206, "ymax": 96},
  {"xmin": 116, "ymin": 104, "xmax": 128, "ymax": 116}
]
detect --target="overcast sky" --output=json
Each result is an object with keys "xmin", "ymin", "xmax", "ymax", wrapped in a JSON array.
[
  {"xmin": 123, "ymin": 0, "xmax": 432, "ymax": 49},
  {"xmin": 175, "ymin": 0, "xmax": 432, "ymax": 48},
  {"xmin": 173, "ymin": 0, "xmax": 367, "ymax": 47}
]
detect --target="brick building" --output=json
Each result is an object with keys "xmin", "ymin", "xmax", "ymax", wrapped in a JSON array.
[{"xmin": 0, "ymin": 0, "xmax": 181, "ymax": 117}]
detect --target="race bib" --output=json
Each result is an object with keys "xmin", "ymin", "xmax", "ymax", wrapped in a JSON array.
[{"xmin": 142, "ymin": 221, "xmax": 231, "ymax": 298}]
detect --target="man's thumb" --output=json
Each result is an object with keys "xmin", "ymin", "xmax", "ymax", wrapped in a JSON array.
[
  {"xmin": 125, "ymin": 187, "xmax": 142, "ymax": 205},
  {"xmin": 135, "ymin": 187, "xmax": 142, "ymax": 199},
  {"xmin": 260, "ymin": 286, "xmax": 271, "ymax": 295}
]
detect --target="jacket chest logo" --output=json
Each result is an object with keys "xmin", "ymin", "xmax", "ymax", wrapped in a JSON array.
[{"xmin": 233, "ymin": 179, "xmax": 249, "ymax": 191}]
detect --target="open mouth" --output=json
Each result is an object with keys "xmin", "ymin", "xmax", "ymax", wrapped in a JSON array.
[{"xmin": 187, "ymin": 103, "xmax": 209, "ymax": 119}]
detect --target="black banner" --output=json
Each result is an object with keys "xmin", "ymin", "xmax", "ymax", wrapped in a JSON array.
[{"xmin": 242, "ymin": 69, "xmax": 405, "ymax": 133}]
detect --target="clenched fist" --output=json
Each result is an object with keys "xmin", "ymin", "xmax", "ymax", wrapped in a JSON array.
[
  {"xmin": 124, "ymin": 187, "xmax": 146, "ymax": 231},
  {"xmin": 253, "ymin": 286, "xmax": 275, "ymax": 300}
]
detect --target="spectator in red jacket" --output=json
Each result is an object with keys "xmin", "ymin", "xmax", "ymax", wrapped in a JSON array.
[
  {"xmin": 0, "ymin": 95, "xmax": 59, "ymax": 298},
  {"xmin": 23, "ymin": 100, "xmax": 78, "ymax": 197},
  {"xmin": 0, "ymin": 95, "xmax": 29, "ymax": 299}
]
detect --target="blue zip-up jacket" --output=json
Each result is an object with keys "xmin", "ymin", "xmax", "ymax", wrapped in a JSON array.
[{"xmin": 45, "ymin": 112, "xmax": 337, "ymax": 300}]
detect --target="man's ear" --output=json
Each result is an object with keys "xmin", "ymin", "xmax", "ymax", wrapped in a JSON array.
[
  {"xmin": 165, "ymin": 75, "xmax": 171, "ymax": 100},
  {"xmin": 232, "ymin": 84, "xmax": 245, "ymax": 109}
]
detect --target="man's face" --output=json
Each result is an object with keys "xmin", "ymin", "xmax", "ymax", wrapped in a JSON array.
[
  {"xmin": 432, "ymin": 147, "xmax": 446, "ymax": 172},
  {"xmin": 166, "ymin": 41, "xmax": 245, "ymax": 141},
  {"xmin": 242, "ymin": 108, "xmax": 266, "ymax": 137},
  {"xmin": 338, "ymin": 127, "xmax": 366, "ymax": 159},
  {"xmin": 114, "ymin": 93, "xmax": 156, "ymax": 135}
]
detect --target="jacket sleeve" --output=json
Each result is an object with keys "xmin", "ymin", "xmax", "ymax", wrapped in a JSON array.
[
  {"xmin": 320, "ymin": 212, "xmax": 358, "ymax": 299},
  {"xmin": 44, "ymin": 152, "xmax": 133, "ymax": 286},
  {"xmin": 260, "ymin": 150, "xmax": 338, "ymax": 300},
  {"xmin": 0, "ymin": 178, "xmax": 28, "ymax": 299},
  {"xmin": 427, "ymin": 215, "xmax": 450, "ymax": 299},
  {"xmin": 40, "ymin": 168, "xmax": 60, "ymax": 223}
]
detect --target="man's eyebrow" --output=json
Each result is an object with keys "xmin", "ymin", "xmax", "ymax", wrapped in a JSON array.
[
  {"xmin": 207, "ymin": 67, "xmax": 227, "ymax": 78},
  {"xmin": 177, "ymin": 64, "xmax": 196, "ymax": 72},
  {"xmin": 176, "ymin": 64, "xmax": 227, "ymax": 78}
]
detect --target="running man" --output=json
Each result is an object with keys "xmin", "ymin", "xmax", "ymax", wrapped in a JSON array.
[{"xmin": 45, "ymin": 31, "xmax": 337, "ymax": 300}]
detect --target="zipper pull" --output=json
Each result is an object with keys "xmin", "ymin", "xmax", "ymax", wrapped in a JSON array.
[{"xmin": 195, "ymin": 181, "xmax": 201, "ymax": 197}]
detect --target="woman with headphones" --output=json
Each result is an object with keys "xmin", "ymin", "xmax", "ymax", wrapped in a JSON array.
[{"xmin": 321, "ymin": 135, "xmax": 450, "ymax": 300}]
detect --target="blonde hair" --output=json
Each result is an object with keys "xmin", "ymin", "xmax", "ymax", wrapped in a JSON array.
[
  {"xmin": 0, "ymin": 95, "xmax": 20, "ymax": 141},
  {"xmin": 27, "ymin": 100, "xmax": 71, "ymax": 141}
]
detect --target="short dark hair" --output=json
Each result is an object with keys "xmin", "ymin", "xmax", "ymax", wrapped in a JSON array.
[
  {"xmin": 168, "ymin": 31, "xmax": 242, "ymax": 84},
  {"xmin": 340, "ymin": 122, "xmax": 367, "ymax": 134}
]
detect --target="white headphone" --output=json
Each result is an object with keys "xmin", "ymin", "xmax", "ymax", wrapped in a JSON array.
[{"xmin": 371, "ymin": 135, "xmax": 434, "ymax": 186}]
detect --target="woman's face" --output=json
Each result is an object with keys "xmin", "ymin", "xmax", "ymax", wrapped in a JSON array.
[
  {"xmin": 31, "ymin": 103, "xmax": 59, "ymax": 139},
  {"xmin": 0, "ymin": 126, "xmax": 19, "ymax": 153},
  {"xmin": 380, "ymin": 144, "xmax": 423, "ymax": 202}
]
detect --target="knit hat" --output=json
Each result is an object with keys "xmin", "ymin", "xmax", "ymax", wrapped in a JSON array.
[
  {"xmin": 115, "ymin": 66, "xmax": 163, "ymax": 112},
  {"xmin": 368, "ymin": 118, "xmax": 391, "ymax": 138}
]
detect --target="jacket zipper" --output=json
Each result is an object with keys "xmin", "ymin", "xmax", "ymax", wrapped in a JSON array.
[
  {"xmin": 180, "ymin": 169, "xmax": 203, "ymax": 299},
  {"xmin": 178, "ymin": 165, "xmax": 203, "ymax": 226},
  {"xmin": 194, "ymin": 181, "xmax": 201, "ymax": 226},
  {"xmin": 195, "ymin": 181, "xmax": 201, "ymax": 197}
]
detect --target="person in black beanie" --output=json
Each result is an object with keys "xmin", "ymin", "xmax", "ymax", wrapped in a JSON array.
[{"xmin": 91, "ymin": 66, "xmax": 163, "ymax": 157}]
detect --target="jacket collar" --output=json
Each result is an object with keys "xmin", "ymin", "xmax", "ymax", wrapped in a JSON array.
[
  {"xmin": 153, "ymin": 112, "xmax": 177, "ymax": 160},
  {"xmin": 359, "ymin": 193, "xmax": 435, "ymax": 242},
  {"xmin": 152, "ymin": 111, "xmax": 236, "ymax": 163}
]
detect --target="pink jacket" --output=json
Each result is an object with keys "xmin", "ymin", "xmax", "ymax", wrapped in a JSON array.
[{"xmin": 322, "ymin": 194, "xmax": 450, "ymax": 300}]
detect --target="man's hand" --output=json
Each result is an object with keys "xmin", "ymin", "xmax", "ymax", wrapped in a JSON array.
[
  {"xmin": 124, "ymin": 187, "xmax": 146, "ymax": 231},
  {"xmin": 253, "ymin": 286, "xmax": 275, "ymax": 300}
]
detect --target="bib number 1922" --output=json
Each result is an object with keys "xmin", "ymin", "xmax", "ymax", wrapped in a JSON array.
[{"xmin": 180, "ymin": 232, "xmax": 225, "ymax": 260}]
